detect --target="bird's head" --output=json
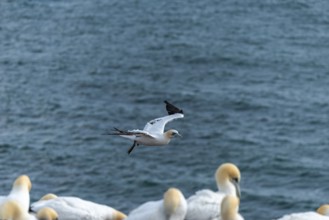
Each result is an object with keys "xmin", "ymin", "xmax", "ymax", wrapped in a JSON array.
[
  {"xmin": 13, "ymin": 175, "xmax": 32, "ymax": 192},
  {"xmin": 166, "ymin": 129, "xmax": 182, "ymax": 139},
  {"xmin": 215, "ymin": 163, "xmax": 241, "ymax": 198},
  {"xmin": 317, "ymin": 204, "xmax": 329, "ymax": 216},
  {"xmin": 37, "ymin": 207, "xmax": 59, "ymax": 220}
]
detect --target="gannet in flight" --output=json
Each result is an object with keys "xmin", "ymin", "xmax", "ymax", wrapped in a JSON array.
[{"xmin": 110, "ymin": 100, "xmax": 184, "ymax": 154}]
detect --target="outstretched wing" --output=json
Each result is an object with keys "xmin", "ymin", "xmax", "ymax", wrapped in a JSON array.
[
  {"xmin": 143, "ymin": 113, "xmax": 184, "ymax": 134},
  {"xmin": 164, "ymin": 100, "xmax": 184, "ymax": 115},
  {"xmin": 109, "ymin": 128, "xmax": 156, "ymax": 139}
]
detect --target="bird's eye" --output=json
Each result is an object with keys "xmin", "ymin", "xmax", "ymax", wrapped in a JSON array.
[{"xmin": 232, "ymin": 177, "xmax": 239, "ymax": 183}]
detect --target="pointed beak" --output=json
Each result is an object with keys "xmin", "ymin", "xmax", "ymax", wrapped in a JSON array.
[
  {"xmin": 232, "ymin": 179, "xmax": 241, "ymax": 199},
  {"xmin": 177, "ymin": 132, "xmax": 182, "ymax": 137}
]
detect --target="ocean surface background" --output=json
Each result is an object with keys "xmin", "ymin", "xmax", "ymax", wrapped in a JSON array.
[{"xmin": 1, "ymin": 0, "xmax": 329, "ymax": 219}]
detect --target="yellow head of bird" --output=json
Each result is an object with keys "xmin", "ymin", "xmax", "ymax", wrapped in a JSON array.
[{"xmin": 13, "ymin": 175, "xmax": 32, "ymax": 192}]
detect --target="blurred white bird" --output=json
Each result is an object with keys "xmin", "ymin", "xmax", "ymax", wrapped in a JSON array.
[
  {"xmin": 318, "ymin": 205, "xmax": 329, "ymax": 216},
  {"xmin": 30, "ymin": 193, "xmax": 126, "ymax": 220},
  {"xmin": 125, "ymin": 187, "xmax": 187, "ymax": 220},
  {"xmin": 221, "ymin": 195, "xmax": 244, "ymax": 220},
  {"xmin": 275, "ymin": 212, "xmax": 329, "ymax": 220},
  {"xmin": 0, "ymin": 200, "xmax": 58, "ymax": 220},
  {"xmin": 109, "ymin": 100, "xmax": 184, "ymax": 154},
  {"xmin": 0, "ymin": 175, "xmax": 32, "ymax": 213},
  {"xmin": 275, "ymin": 204, "xmax": 329, "ymax": 220},
  {"xmin": 0, "ymin": 175, "xmax": 58, "ymax": 220}
]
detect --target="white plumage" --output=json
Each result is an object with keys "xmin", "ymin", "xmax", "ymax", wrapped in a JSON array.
[
  {"xmin": 0, "ymin": 175, "xmax": 58, "ymax": 220},
  {"xmin": 185, "ymin": 163, "xmax": 241, "ymax": 220},
  {"xmin": 275, "ymin": 212, "xmax": 329, "ymax": 220},
  {"xmin": 126, "ymin": 188, "xmax": 187, "ymax": 220},
  {"xmin": 111, "ymin": 101, "xmax": 184, "ymax": 154},
  {"xmin": 186, "ymin": 189, "xmax": 226, "ymax": 220},
  {"xmin": 30, "ymin": 194, "xmax": 126, "ymax": 220},
  {"xmin": 116, "ymin": 113, "xmax": 183, "ymax": 146},
  {"xmin": 6, "ymin": 175, "xmax": 32, "ymax": 213}
]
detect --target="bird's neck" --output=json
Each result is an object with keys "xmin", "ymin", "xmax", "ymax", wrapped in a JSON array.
[
  {"xmin": 218, "ymin": 180, "xmax": 236, "ymax": 195},
  {"xmin": 222, "ymin": 210, "xmax": 238, "ymax": 220},
  {"xmin": 163, "ymin": 132, "xmax": 172, "ymax": 143},
  {"xmin": 8, "ymin": 186, "xmax": 30, "ymax": 211},
  {"xmin": 221, "ymin": 201, "xmax": 239, "ymax": 220}
]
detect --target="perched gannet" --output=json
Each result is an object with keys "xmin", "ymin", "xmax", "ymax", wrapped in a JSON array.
[
  {"xmin": 0, "ymin": 200, "xmax": 57, "ymax": 220},
  {"xmin": 30, "ymin": 193, "xmax": 126, "ymax": 220},
  {"xmin": 275, "ymin": 212, "xmax": 329, "ymax": 220},
  {"xmin": 278, "ymin": 204, "xmax": 329, "ymax": 220},
  {"xmin": 275, "ymin": 205, "xmax": 329, "ymax": 220},
  {"xmin": 126, "ymin": 187, "xmax": 187, "ymax": 220},
  {"xmin": 185, "ymin": 163, "xmax": 241, "ymax": 220},
  {"xmin": 0, "ymin": 200, "xmax": 34, "ymax": 220},
  {"xmin": 221, "ymin": 195, "xmax": 244, "ymax": 220},
  {"xmin": 2, "ymin": 175, "xmax": 32, "ymax": 213},
  {"xmin": 109, "ymin": 100, "xmax": 184, "ymax": 154},
  {"xmin": 318, "ymin": 205, "xmax": 329, "ymax": 216}
]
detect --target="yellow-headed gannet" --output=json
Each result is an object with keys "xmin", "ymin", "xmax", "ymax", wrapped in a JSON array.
[
  {"xmin": 125, "ymin": 187, "xmax": 187, "ymax": 220},
  {"xmin": 185, "ymin": 163, "xmax": 241, "ymax": 220},
  {"xmin": 30, "ymin": 193, "xmax": 126, "ymax": 220}
]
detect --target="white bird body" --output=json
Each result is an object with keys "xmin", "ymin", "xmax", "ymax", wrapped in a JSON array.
[
  {"xmin": 0, "ymin": 175, "xmax": 32, "ymax": 214},
  {"xmin": 126, "ymin": 200, "xmax": 165, "ymax": 220},
  {"xmin": 117, "ymin": 114, "xmax": 183, "ymax": 145},
  {"xmin": 31, "ymin": 195, "xmax": 126, "ymax": 220},
  {"xmin": 126, "ymin": 188, "xmax": 187, "ymax": 220},
  {"xmin": 275, "ymin": 212, "xmax": 329, "ymax": 220},
  {"xmin": 186, "ymin": 189, "xmax": 226, "ymax": 220},
  {"xmin": 185, "ymin": 163, "xmax": 241, "ymax": 220},
  {"xmin": 275, "ymin": 203, "xmax": 329, "ymax": 220},
  {"xmin": 111, "ymin": 101, "xmax": 184, "ymax": 154},
  {"xmin": 7, "ymin": 184, "xmax": 30, "ymax": 212}
]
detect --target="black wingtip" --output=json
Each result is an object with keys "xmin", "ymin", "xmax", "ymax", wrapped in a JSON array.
[
  {"xmin": 164, "ymin": 100, "xmax": 184, "ymax": 115},
  {"xmin": 104, "ymin": 127, "xmax": 123, "ymax": 135}
]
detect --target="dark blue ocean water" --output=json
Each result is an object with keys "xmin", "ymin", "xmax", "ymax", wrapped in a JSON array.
[{"xmin": 1, "ymin": 0, "xmax": 329, "ymax": 219}]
